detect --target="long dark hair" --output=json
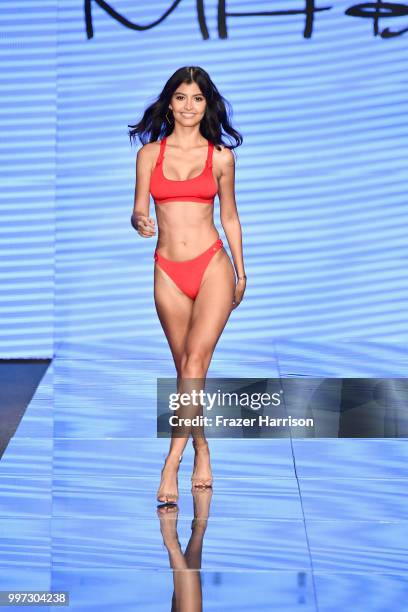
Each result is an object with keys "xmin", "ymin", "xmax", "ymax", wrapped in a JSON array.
[{"xmin": 128, "ymin": 66, "xmax": 242, "ymax": 152}]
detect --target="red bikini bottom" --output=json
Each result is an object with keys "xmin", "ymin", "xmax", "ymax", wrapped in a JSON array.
[{"xmin": 154, "ymin": 238, "xmax": 224, "ymax": 300}]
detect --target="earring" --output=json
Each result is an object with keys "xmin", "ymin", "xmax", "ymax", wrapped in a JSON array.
[{"xmin": 165, "ymin": 109, "xmax": 173, "ymax": 124}]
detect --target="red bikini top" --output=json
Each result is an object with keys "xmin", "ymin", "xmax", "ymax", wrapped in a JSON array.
[{"xmin": 150, "ymin": 137, "xmax": 218, "ymax": 205}]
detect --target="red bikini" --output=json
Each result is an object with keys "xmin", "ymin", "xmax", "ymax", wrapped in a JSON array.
[
  {"xmin": 150, "ymin": 137, "xmax": 223, "ymax": 300},
  {"xmin": 150, "ymin": 136, "xmax": 218, "ymax": 205}
]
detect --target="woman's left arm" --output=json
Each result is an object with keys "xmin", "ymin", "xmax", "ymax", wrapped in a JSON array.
[{"xmin": 217, "ymin": 146, "xmax": 246, "ymax": 308}]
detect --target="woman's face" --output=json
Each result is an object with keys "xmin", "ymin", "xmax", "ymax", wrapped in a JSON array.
[{"xmin": 169, "ymin": 82, "xmax": 207, "ymax": 127}]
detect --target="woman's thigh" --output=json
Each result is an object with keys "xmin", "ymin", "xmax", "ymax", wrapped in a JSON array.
[
  {"xmin": 153, "ymin": 264, "xmax": 194, "ymax": 370},
  {"xmin": 185, "ymin": 249, "xmax": 236, "ymax": 363}
]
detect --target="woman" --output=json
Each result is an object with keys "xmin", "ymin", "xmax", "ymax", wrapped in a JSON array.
[{"xmin": 128, "ymin": 66, "xmax": 246, "ymax": 504}]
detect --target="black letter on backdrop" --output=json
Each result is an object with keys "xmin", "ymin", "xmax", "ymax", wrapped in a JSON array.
[
  {"xmin": 217, "ymin": 0, "xmax": 332, "ymax": 39},
  {"xmin": 84, "ymin": 0, "xmax": 183, "ymax": 39},
  {"xmin": 345, "ymin": 2, "xmax": 408, "ymax": 37}
]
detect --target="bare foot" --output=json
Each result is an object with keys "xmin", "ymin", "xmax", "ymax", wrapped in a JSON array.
[
  {"xmin": 157, "ymin": 505, "xmax": 181, "ymax": 550},
  {"xmin": 192, "ymin": 486, "xmax": 213, "ymax": 518},
  {"xmin": 157, "ymin": 455, "xmax": 182, "ymax": 504},
  {"xmin": 191, "ymin": 486, "xmax": 213, "ymax": 530},
  {"xmin": 191, "ymin": 440, "xmax": 213, "ymax": 488}
]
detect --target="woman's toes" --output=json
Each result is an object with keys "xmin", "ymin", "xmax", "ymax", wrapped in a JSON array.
[
  {"xmin": 192, "ymin": 481, "xmax": 212, "ymax": 489},
  {"xmin": 161, "ymin": 491, "xmax": 177, "ymax": 503},
  {"xmin": 165, "ymin": 504, "xmax": 177, "ymax": 512}
]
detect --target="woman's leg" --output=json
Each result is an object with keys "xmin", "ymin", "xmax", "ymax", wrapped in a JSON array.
[
  {"xmin": 183, "ymin": 487, "xmax": 213, "ymax": 570},
  {"xmin": 154, "ymin": 247, "xmax": 235, "ymax": 500},
  {"xmin": 154, "ymin": 264, "xmax": 195, "ymax": 503},
  {"xmin": 157, "ymin": 505, "xmax": 203, "ymax": 611},
  {"xmin": 180, "ymin": 248, "xmax": 236, "ymax": 486}
]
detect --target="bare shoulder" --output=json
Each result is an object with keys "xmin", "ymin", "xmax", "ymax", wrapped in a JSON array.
[
  {"xmin": 214, "ymin": 144, "xmax": 234, "ymax": 165},
  {"xmin": 137, "ymin": 141, "xmax": 161, "ymax": 170},
  {"xmin": 214, "ymin": 144, "xmax": 235, "ymax": 178},
  {"xmin": 137, "ymin": 141, "xmax": 159, "ymax": 159}
]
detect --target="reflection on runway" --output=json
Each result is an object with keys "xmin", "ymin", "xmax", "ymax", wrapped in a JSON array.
[{"xmin": 157, "ymin": 488, "xmax": 213, "ymax": 611}]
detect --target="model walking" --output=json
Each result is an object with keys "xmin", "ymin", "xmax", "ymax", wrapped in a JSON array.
[{"xmin": 128, "ymin": 66, "xmax": 245, "ymax": 504}]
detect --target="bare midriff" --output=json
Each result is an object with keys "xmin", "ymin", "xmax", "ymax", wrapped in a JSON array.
[{"xmin": 154, "ymin": 201, "xmax": 219, "ymax": 261}]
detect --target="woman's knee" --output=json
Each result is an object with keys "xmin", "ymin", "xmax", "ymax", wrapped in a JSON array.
[{"xmin": 180, "ymin": 351, "xmax": 209, "ymax": 378}]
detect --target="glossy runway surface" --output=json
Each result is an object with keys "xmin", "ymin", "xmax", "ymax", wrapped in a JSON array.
[{"xmin": 0, "ymin": 353, "xmax": 407, "ymax": 611}]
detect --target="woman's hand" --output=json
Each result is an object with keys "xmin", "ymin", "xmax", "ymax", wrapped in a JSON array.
[
  {"xmin": 132, "ymin": 214, "xmax": 156, "ymax": 238},
  {"xmin": 232, "ymin": 277, "xmax": 246, "ymax": 309}
]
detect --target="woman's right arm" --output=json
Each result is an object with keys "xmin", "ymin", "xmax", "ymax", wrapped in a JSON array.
[{"xmin": 131, "ymin": 145, "xmax": 156, "ymax": 238}]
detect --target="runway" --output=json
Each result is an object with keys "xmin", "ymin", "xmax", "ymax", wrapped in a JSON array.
[{"xmin": 1, "ymin": 347, "xmax": 407, "ymax": 611}]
